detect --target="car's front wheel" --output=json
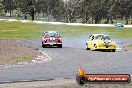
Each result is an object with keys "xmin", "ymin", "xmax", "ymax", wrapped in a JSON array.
[
  {"xmin": 42, "ymin": 44, "xmax": 46, "ymax": 48},
  {"xmin": 86, "ymin": 43, "xmax": 90, "ymax": 50}
]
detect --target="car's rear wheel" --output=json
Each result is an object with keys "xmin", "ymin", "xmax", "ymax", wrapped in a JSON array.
[
  {"xmin": 42, "ymin": 42, "xmax": 46, "ymax": 48},
  {"xmin": 58, "ymin": 44, "xmax": 62, "ymax": 48},
  {"xmin": 93, "ymin": 44, "xmax": 97, "ymax": 51},
  {"xmin": 42, "ymin": 44, "xmax": 46, "ymax": 48},
  {"xmin": 111, "ymin": 49, "xmax": 116, "ymax": 52}
]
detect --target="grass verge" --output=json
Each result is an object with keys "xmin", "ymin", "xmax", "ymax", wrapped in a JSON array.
[
  {"xmin": 0, "ymin": 22, "xmax": 132, "ymax": 38},
  {"xmin": 126, "ymin": 44, "xmax": 132, "ymax": 48}
]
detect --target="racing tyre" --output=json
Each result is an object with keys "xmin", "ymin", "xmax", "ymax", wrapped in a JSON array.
[
  {"xmin": 58, "ymin": 44, "xmax": 62, "ymax": 48},
  {"xmin": 42, "ymin": 44, "xmax": 46, "ymax": 48},
  {"xmin": 93, "ymin": 44, "xmax": 97, "ymax": 51},
  {"xmin": 86, "ymin": 47, "xmax": 90, "ymax": 50},
  {"xmin": 112, "ymin": 49, "xmax": 116, "ymax": 52},
  {"xmin": 86, "ymin": 43, "xmax": 90, "ymax": 50}
]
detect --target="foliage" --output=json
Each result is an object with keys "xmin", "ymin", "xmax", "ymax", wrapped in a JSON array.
[{"xmin": 0, "ymin": 0, "xmax": 131, "ymax": 23}]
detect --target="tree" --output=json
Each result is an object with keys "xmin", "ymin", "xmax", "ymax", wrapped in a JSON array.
[
  {"xmin": 0, "ymin": 0, "xmax": 131, "ymax": 23},
  {"xmin": 2, "ymin": 0, "xmax": 15, "ymax": 16},
  {"xmin": 0, "ymin": 1, "xmax": 4, "ymax": 15},
  {"xmin": 110, "ymin": 0, "xmax": 132, "ymax": 24}
]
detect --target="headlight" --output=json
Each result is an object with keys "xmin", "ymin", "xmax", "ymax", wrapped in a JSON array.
[
  {"xmin": 99, "ymin": 42, "xmax": 104, "ymax": 46},
  {"xmin": 111, "ymin": 42, "xmax": 115, "ymax": 45},
  {"xmin": 110, "ymin": 42, "xmax": 116, "ymax": 46}
]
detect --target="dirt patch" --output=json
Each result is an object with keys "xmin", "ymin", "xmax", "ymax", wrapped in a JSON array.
[
  {"xmin": 0, "ymin": 39, "xmax": 39, "ymax": 65},
  {"xmin": 123, "ymin": 44, "xmax": 132, "ymax": 51}
]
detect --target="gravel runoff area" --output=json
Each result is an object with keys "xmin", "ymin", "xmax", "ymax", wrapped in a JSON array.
[
  {"xmin": 0, "ymin": 79, "xmax": 132, "ymax": 88},
  {"xmin": 0, "ymin": 39, "xmax": 40, "ymax": 65}
]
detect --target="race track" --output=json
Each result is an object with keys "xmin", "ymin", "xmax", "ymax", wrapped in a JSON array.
[{"xmin": 0, "ymin": 37, "xmax": 132, "ymax": 83}]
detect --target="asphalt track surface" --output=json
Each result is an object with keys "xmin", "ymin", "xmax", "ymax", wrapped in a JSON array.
[{"xmin": 0, "ymin": 37, "xmax": 132, "ymax": 83}]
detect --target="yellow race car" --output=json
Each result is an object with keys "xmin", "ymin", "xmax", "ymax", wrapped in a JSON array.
[{"xmin": 86, "ymin": 34, "xmax": 116, "ymax": 52}]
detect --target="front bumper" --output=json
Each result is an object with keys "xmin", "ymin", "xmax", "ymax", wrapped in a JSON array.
[
  {"xmin": 43, "ymin": 42, "xmax": 62, "ymax": 46},
  {"xmin": 96, "ymin": 46, "xmax": 116, "ymax": 50}
]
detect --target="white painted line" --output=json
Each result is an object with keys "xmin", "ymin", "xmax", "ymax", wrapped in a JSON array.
[
  {"xmin": 38, "ymin": 50, "xmax": 51, "ymax": 62},
  {"xmin": 33, "ymin": 21, "xmax": 45, "ymax": 24},
  {"xmin": 7, "ymin": 19, "xmax": 18, "ymax": 22},
  {"xmin": 20, "ymin": 20, "xmax": 32, "ymax": 23},
  {"xmin": 0, "ymin": 19, "xmax": 7, "ymax": 21},
  {"xmin": 3, "ymin": 64, "xmax": 23, "ymax": 68},
  {"xmin": 28, "ymin": 50, "xmax": 51, "ymax": 64},
  {"xmin": 0, "ymin": 19, "xmax": 132, "ymax": 27}
]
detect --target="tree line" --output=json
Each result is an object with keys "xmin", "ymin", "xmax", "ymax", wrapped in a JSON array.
[{"xmin": 0, "ymin": 0, "xmax": 132, "ymax": 24}]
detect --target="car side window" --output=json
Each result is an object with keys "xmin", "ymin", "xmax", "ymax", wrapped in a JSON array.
[
  {"xmin": 89, "ymin": 35, "xmax": 93, "ymax": 41},
  {"xmin": 89, "ymin": 35, "xmax": 92, "ymax": 39},
  {"xmin": 92, "ymin": 36, "xmax": 94, "ymax": 40},
  {"xmin": 42, "ymin": 33, "xmax": 45, "ymax": 36}
]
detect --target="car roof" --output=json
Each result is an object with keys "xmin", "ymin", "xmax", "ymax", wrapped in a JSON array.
[
  {"xmin": 44, "ymin": 31, "xmax": 58, "ymax": 34},
  {"xmin": 116, "ymin": 23, "xmax": 123, "ymax": 24},
  {"xmin": 92, "ymin": 34, "xmax": 108, "ymax": 36}
]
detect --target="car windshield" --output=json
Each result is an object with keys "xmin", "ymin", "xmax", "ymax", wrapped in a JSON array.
[
  {"xmin": 95, "ymin": 35, "xmax": 110, "ymax": 40},
  {"xmin": 102, "ymin": 36, "xmax": 110, "ymax": 40},
  {"xmin": 44, "ymin": 32, "xmax": 59, "ymax": 37},
  {"xmin": 94, "ymin": 35, "xmax": 104, "ymax": 40}
]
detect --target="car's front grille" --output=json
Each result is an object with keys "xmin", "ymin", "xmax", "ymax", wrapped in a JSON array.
[
  {"xmin": 104, "ymin": 42, "xmax": 110, "ymax": 48},
  {"xmin": 47, "ymin": 40, "xmax": 57, "ymax": 43}
]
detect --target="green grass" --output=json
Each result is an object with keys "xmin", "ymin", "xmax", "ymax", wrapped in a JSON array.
[
  {"xmin": 126, "ymin": 44, "xmax": 132, "ymax": 48},
  {"xmin": 0, "ymin": 21, "xmax": 132, "ymax": 38},
  {"xmin": 10, "ymin": 55, "xmax": 31, "ymax": 64},
  {"xmin": 101, "ymin": 19, "xmax": 132, "ymax": 24}
]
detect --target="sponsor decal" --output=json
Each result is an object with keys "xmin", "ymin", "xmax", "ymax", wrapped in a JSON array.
[
  {"xmin": 50, "ymin": 37, "xmax": 52, "ymax": 40},
  {"xmin": 76, "ymin": 66, "xmax": 131, "ymax": 85}
]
